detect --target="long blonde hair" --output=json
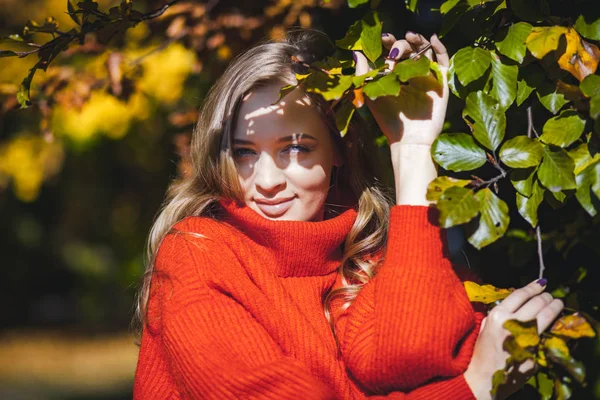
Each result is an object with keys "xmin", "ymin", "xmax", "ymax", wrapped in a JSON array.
[{"xmin": 133, "ymin": 29, "xmax": 392, "ymax": 342}]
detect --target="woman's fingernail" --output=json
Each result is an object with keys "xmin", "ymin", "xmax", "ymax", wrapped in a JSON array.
[
  {"xmin": 407, "ymin": 31, "xmax": 415, "ymax": 35},
  {"xmin": 352, "ymin": 51, "xmax": 357, "ymax": 62},
  {"xmin": 382, "ymin": 33, "xmax": 390, "ymax": 37},
  {"xmin": 389, "ymin": 47, "xmax": 399, "ymax": 59},
  {"xmin": 536, "ymin": 278, "xmax": 547, "ymax": 286}
]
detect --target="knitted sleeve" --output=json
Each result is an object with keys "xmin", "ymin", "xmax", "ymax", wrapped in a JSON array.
[
  {"xmin": 338, "ymin": 205, "xmax": 485, "ymax": 395},
  {"xmin": 146, "ymin": 229, "xmax": 336, "ymax": 400}
]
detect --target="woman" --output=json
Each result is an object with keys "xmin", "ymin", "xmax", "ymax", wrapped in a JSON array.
[{"xmin": 133, "ymin": 30, "xmax": 563, "ymax": 399}]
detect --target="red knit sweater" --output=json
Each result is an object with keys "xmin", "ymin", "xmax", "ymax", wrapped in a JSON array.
[{"xmin": 133, "ymin": 199, "xmax": 485, "ymax": 399}]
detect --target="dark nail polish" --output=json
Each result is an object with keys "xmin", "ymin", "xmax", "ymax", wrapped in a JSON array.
[
  {"xmin": 382, "ymin": 33, "xmax": 389, "ymax": 37},
  {"xmin": 536, "ymin": 278, "xmax": 547, "ymax": 286},
  {"xmin": 352, "ymin": 51, "xmax": 357, "ymax": 62},
  {"xmin": 389, "ymin": 48, "xmax": 399, "ymax": 59}
]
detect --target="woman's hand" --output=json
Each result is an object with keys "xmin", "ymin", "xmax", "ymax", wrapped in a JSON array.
[
  {"xmin": 354, "ymin": 32, "xmax": 450, "ymax": 206},
  {"xmin": 353, "ymin": 32, "xmax": 450, "ymax": 148},
  {"xmin": 463, "ymin": 279, "xmax": 565, "ymax": 400}
]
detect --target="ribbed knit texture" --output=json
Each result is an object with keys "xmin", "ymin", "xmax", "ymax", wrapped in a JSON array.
[{"xmin": 133, "ymin": 199, "xmax": 484, "ymax": 399}]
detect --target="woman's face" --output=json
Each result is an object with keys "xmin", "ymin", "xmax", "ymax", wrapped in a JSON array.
[{"xmin": 232, "ymin": 82, "xmax": 340, "ymax": 221}]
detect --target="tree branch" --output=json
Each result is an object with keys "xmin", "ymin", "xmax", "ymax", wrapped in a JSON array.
[
  {"xmin": 536, "ymin": 225, "xmax": 546, "ymax": 279},
  {"xmin": 527, "ymin": 106, "xmax": 539, "ymax": 138}
]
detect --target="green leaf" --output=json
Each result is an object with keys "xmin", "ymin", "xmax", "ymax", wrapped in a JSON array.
[
  {"xmin": 335, "ymin": 98, "xmax": 356, "ymax": 137},
  {"xmin": 569, "ymin": 143, "xmax": 600, "ymax": 175},
  {"xmin": 495, "ymin": 22, "xmax": 533, "ymax": 63},
  {"xmin": 348, "ymin": 0, "xmax": 369, "ymax": 7},
  {"xmin": 504, "ymin": 319, "xmax": 540, "ymax": 348},
  {"xmin": 437, "ymin": 187, "xmax": 480, "ymax": 228},
  {"xmin": 440, "ymin": 0, "xmax": 462, "ymax": 14},
  {"xmin": 491, "ymin": 369, "xmax": 508, "ymax": 398},
  {"xmin": 468, "ymin": 188, "xmax": 510, "ymax": 249},
  {"xmin": 544, "ymin": 337, "xmax": 586, "ymax": 384},
  {"xmin": 575, "ymin": 15, "xmax": 600, "ymax": 41},
  {"xmin": 538, "ymin": 146, "xmax": 576, "ymax": 192},
  {"xmin": 452, "ymin": 47, "xmax": 491, "ymax": 86},
  {"xmin": 464, "ymin": 91, "xmax": 506, "ymax": 151},
  {"xmin": 16, "ymin": 67, "xmax": 36, "ymax": 108},
  {"xmin": 526, "ymin": 371, "xmax": 554, "ymax": 400},
  {"xmin": 363, "ymin": 73, "xmax": 400, "ymax": 100},
  {"xmin": 516, "ymin": 180, "xmax": 544, "ymax": 227},
  {"xmin": 490, "ymin": 53, "xmax": 518, "ymax": 110},
  {"xmin": 429, "ymin": 61, "xmax": 445, "ymax": 85},
  {"xmin": 0, "ymin": 50, "xmax": 18, "ymax": 58},
  {"xmin": 304, "ymin": 73, "xmax": 353, "ymax": 101},
  {"xmin": 336, "ymin": 20, "xmax": 363, "ymax": 51},
  {"xmin": 511, "ymin": 167, "xmax": 537, "ymax": 197},
  {"xmin": 405, "ymin": 0, "xmax": 419, "ymax": 12},
  {"xmin": 499, "ymin": 136, "xmax": 543, "ymax": 168},
  {"xmin": 432, "ymin": 133, "xmax": 487, "ymax": 172},
  {"xmin": 352, "ymin": 69, "xmax": 380, "ymax": 87},
  {"xmin": 591, "ymin": 95, "xmax": 600, "ymax": 120},
  {"xmin": 575, "ymin": 158, "xmax": 600, "ymax": 216},
  {"xmin": 426, "ymin": 176, "xmax": 471, "ymax": 201},
  {"xmin": 393, "ymin": 56, "xmax": 430, "ymax": 82},
  {"xmin": 580, "ymin": 74, "xmax": 600, "ymax": 98},
  {"xmin": 540, "ymin": 110, "xmax": 586, "ymax": 147},
  {"xmin": 516, "ymin": 79, "xmax": 534, "ymax": 106},
  {"xmin": 537, "ymin": 81, "xmax": 569, "ymax": 114},
  {"xmin": 360, "ymin": 11, "xmax": 382, "ymax": 63}
]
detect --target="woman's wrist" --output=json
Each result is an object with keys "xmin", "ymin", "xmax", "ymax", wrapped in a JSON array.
[
  {"xmin": 390, "ymin": 143, "xmax": 438, "ymax": 206},
  {"xmin": 463, "ymin": 368, "xmax": 492, "ymax": 400}
]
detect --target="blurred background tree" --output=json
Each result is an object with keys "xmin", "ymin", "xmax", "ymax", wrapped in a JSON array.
[{"xmin": 0, "ymin": 0, "xmax": 598, "ymax": 399}]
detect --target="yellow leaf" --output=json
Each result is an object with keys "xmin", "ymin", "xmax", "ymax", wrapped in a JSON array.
[
  {"xmin": 537, "ymin": 348, "xmax": 548, "ymax": 367},
  {"xmin": 557, "ymin": 28, "xmax": 600, "ymax": 81},
  {"xmin": 463, "ymin": 281, "xmax": 514, "ymax": 304},
  {"xmin": 526, "ymin": 26, "xmax": 568, "ymax": 59},
  {"xmin": 550, "ymin": 313, "xmax": 596, "ymax": 339},
  {"xmin": 544, "ymin": 336, "xmax": 571, "ymax": 359},
  {"xmin": 504, "ymin": 319, "xmax": 540, "ymax": 348}
]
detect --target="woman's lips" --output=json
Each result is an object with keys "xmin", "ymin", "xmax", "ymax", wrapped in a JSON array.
[{"xmin": 255, "ymin": 197, "xmax": 295, "ymax": 217}]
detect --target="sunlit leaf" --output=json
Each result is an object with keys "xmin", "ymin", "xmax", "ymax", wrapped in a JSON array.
[
  {"xmin": 575, "ymin": 158, "xmax": 600, "ymax": 216},
  {"xmin": 540, "ymin": 110, "xmax": 586, "ymax": 148},
  {"xmin": 516, "ymin": 180, "xmax": 544, "ymax": 227},
  {"xmin": 538, "ymin": 146, "xmax": 576, "ymax": 192},
  {"xmin": 437, "ymin": 186, "xmax": 480, "ymax": 228},
  {"xmin": 16, "ymin": 67, "xmax": 35, "ymax": 108},
  {"xmin": 426, "ymin": 176, "xmax": 471, "ymax": 201},
  {"xmin": 431, "ymin": 133, "xmax": 487, "ymax": 172},
  {"xmin": 468, "ymin": 188, "xmax": 510, "ymax": 249},
  {"xmin": 393, "ymin": 56, "xmax": 430, "ymax": 82},
  {"xmin": 348, "ymin": 0, "xmax": 369, "ymax": 7},
  {"xmin": 496, "ymin": 22, "xmax": 533, "ymax": 63},
  {"xmin": 551, "ymin": 313, "xmax": 597, "ymax": 339},
  {"xmin": 504, "ymin": 319, "xmax": 540, "ymax": 348},
  {"xmin": 526, "ymin": 26, "xmax": 568, "ymax": 59},
  {"xmin": 452, "ymin": 47, "xmax": 491, "ymax": 86},
  {"xmin": 526, "ymin": 371, "xmax": 554, "ymax": 400},
  {"xmin": 516, "ymin": 79, "xmax": 535, "ymax": 106},
  {"xmin": 555, "ymin": 379, "xmax": 573, "ymax": 400},
  {"xmin": 569, "ymin": 143, "xmax": 600, "ymax": 175},
  {"xmin": 464, "ymin": 91, "xmax": 506, "ymax": 151},
  {"xmin": 440, "ymin": 0, "xmax": 461, "ymax": 14},
  {"xmin": 363, "ymin": 73, "xmax": 400, "ymax": 99},
  {"xmin": 360, "ymin": 11, "xmax": 382, "ymax": 62},
  {"xmin": 405, "ymin": 0, "xmax": 419, "ymax": 12},
  {"xmin": 463, "ymin": 281, "xmax": 513, "ymax": 303},
  {"xmin": 335, "ymin": 20, "xmax": 363, "ymax": 51},
  {"xmin": 304, "ymin": 72, "xmax": 353, "ymax": 101},
  {"xmin": 544, "ymin": 336, "xmax": 586, "ymax": 383},
  {"xmin": 352, "ymin": 69, "xmax": 380, "ymax": 87},
  {"xmin": 537, "ymin": 81, "xmax": 570, "ymax": 114},
  {"xmin": 490, "ymin": 52, "xmax": 518, "ymax": 110},
  {"xmin": 499, "ymin": 136, "xmax": 543, "ymax": 168},
  {"xmin": 557, "ymin": 28, "xmax": 600, "ymax": 82},
  {"xmin": 335, "ymin": 98, "xmax": 355, "ymax": 137},
  {"xmin": 575, "ymin": 15, "xmax": 600, "ymax": 41},
  {"xmin": 511, "ymin": 167, "xmax": 537, "ymax": 197},
  {"xmin": 491, "ymin": 369, "xmax": 508, "ymax": 398}
]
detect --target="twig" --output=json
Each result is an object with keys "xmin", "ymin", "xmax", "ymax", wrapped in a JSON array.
[
  {"xmin": 527, "ymin": 106, "xmax": 539, "ymax": 138},
  {"xmin": 536, "ymin": 225, "xmax": 546, "ymax": 279},
  {"xmin": 471, "ymin": 173, "xmax": 506, "ymax": 189},
  {"xmin": 140, "ymin": 0, "xmax": 183, "ymax": 21}
]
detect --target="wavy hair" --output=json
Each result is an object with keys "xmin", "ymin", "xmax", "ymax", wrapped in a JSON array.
[{"xmin": 133, "ymin": 29, "xmax": 393, "ymax": 344}]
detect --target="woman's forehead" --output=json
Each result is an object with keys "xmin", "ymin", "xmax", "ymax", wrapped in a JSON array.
[{"xmin": 233, "ymin": 83, "xmax": 329, "ymax": 142}]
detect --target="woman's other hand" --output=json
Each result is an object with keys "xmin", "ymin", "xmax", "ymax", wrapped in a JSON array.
[
  {"xmin": 463, "ymin": 279, "xmax": 565, "ymax": 400},
  {"xmin": 353, "ymin": 32, "xmax": 450, "ymax": 148}
]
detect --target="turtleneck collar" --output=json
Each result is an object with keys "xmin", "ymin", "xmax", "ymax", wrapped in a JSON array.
[{"xmin": 218, "ymin": 198, "xmax": 358, "ymax": 278}]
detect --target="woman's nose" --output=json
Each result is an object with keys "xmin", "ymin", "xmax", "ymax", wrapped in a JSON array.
[{"xmin": 254, "ymin": 153, "xmax": 286, "ymax": 192}]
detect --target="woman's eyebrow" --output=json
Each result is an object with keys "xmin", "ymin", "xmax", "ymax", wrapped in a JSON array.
[{"xmin": 277, "ymin": 134, "xmax": 318, "ymax": 143}]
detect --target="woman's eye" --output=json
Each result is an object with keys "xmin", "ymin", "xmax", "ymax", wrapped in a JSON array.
[
  {"xmin": 284, "ymin": 144, "xmax": 311, "ymax": 154},
  {"xmin": 233, "ymin": 148, "xmax": 256, "ymax": 159}
]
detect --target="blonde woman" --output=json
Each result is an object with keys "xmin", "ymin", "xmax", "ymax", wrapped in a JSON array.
[{"xmin": 133, "ymin": 30, "xmax": 563, "ymax": 399}]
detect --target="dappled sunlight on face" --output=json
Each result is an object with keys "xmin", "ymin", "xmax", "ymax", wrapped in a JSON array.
[{"xmin": 232, "ymin": 83, "xmax": 338, "ymax": 221}]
